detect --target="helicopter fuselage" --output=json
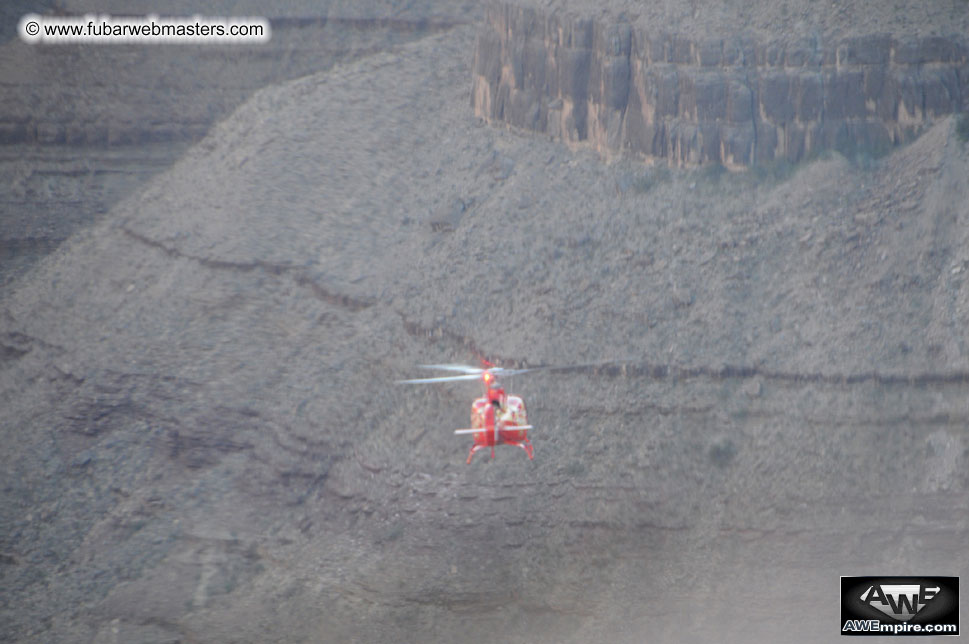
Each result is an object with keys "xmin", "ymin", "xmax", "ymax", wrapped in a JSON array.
[{"xmin": 467, "ymin": 393, "xmax": 533, "ymax": 463}]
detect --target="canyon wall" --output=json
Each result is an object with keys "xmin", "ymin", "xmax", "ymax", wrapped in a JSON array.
[{"xmin": 472, "ymin": 3, "xmax": 969, "ymax": 167}]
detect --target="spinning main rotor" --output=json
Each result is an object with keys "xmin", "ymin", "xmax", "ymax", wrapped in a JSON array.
[{"xmin": 396, "ymin": 363, "xmax": 535, "ymax": 386}]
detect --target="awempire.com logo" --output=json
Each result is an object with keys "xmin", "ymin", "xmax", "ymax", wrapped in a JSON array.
[{"xmin": 842, "ymin": 576, "xmax": 959, "ymax": 636}]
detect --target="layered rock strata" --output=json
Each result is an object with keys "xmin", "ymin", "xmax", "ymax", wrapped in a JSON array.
[{"xmin": 472, "ymin": 3, "xmax": 969, "ymax": 166}]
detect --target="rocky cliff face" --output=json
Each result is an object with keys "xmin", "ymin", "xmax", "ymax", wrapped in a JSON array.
[{"xmin": 472, "ymin": 3, "xmax": 969, "ymax": 167}]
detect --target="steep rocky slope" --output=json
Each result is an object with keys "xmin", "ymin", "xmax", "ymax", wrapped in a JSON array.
[
  {"xmin": 0, "ymin": 0, "xmax": 473, "ymax": 287},
  {"xmin": 2, "ymin": 13, "xmax": 968, "ymax": 644}
]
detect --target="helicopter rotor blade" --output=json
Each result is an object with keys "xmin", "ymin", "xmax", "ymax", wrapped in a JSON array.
[
  {"xmin": 399, "ymin": 365, "xmax": 536, "ymax": 384},
  {"xmin": 399, "ymin": 359, "xmax": 633, "ymax": 385},
  {"xmin": 396, "ymin": 373, "xmax": 483, "ymax": 384}
]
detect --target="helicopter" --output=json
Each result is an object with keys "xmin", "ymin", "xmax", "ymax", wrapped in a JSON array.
[{"xmin": 398, "ymin": 362, "xmax": 537, "ymax": 463}]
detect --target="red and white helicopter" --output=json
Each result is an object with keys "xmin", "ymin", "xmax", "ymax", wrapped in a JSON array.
[{"xmin": 398, "ymin": 362, "xmax": 538, "ymax": 463}]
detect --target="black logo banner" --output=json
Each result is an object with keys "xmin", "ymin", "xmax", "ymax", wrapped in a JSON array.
[{"xmin": 841, "ymin": 576, "xmax": 959, "ymax": 636}]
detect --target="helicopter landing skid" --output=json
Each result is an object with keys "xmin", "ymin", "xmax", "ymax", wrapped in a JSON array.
[{"xmin": 466, "ymin": 439, "xmax": 534, "ymax": 464}]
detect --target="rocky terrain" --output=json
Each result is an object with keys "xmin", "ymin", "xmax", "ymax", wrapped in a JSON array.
[
  {"xmin": 0, "ymin": 0, "xmax": 471, "ymax": 286},
  {"xmin": 473, "ymin": 3, "xmax": 969, "ymax": 167},
  {"xmin": 2, "ymin": 2, "xmax": 968, "ymax": 643}
]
